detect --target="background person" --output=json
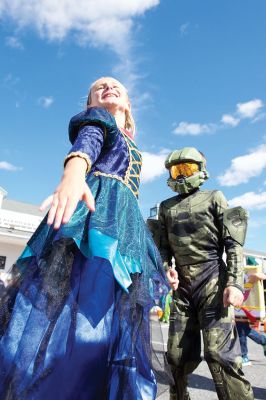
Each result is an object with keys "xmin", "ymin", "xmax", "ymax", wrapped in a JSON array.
[{"xmin": 236, "ymin": 271, "xmax": 266, "ymax": 366}]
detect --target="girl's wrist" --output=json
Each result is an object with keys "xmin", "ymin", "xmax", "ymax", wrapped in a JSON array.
[
  {"xmin": 63, "ymin": 157, "xmax": 87, "ymax": 177},
  {"xmin": 64, "ymin": 152, "xmax": 91, "ymax": 174}
]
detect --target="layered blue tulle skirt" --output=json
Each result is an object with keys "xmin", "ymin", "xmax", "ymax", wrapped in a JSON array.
[{"xmin": 0, "ymin": 175, "xmax": 167, "ymax": 400}]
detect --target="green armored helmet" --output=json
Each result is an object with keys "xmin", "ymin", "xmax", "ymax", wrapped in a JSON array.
[{"xmin": 165, "ymin": 147, "xmax": 209, "ymax": 194}]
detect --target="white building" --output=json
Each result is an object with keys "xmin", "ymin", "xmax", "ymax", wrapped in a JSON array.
[{"xmin": 0, "ymin": 187, "xmax": 45, "ymax": 271}]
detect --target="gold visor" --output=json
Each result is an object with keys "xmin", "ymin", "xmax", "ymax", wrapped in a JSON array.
[{"xmin": 170, "ymin": 162, "xmax": 199, "ymax": 179}]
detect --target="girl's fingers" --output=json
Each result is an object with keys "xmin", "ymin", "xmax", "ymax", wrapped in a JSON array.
[
  {"xmin": 40, "ymin": 195, "xmax": 54, "ymax": 211},
  {"xmin": 41, "ymin": 184, "xmax": 94, "ymax": 229},
  {"xmin": 53, "ymin": 197, "xmax": 68, "ymax": 229},
  {"xmin": 47, "ymin": 196, "xmax": 59, "ymax": 225},
  {"xmin": 62, "ymin": 187, "xmax": 94, "ymax": 225},
  {"xmin": 62, "ymin": 198, "xmax": 80, "ymax": 225},
  {"xmin": 83, "ymin": 186, "xmax": 95, "ymax": 212}
]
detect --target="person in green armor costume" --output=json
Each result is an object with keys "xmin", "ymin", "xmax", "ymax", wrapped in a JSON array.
[{"xmin": 157, "ymin": 147, "xmax": 254, "ymax": 400}]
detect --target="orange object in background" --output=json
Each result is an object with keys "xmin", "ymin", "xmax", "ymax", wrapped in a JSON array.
[
  {"xmin": 157, "ymin": 309, "xmax": 163, "ymax": 319},
  {"xmin": 264, "ymin": 319, "xmax": 266, "ymax": 332}
]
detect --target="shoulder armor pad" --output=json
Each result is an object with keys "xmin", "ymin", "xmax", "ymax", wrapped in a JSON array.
[
  {"xmin": 223, "ymin": 206, "xmax": 248, "ymax": 246},
  {"xmin": 68, "ymin": 106, "xmax": 118, "ymax": 145}
]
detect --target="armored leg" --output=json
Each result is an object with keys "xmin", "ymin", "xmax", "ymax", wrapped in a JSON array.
[
  {"xmin": 169, "ymin": 364, "xmax": 194, "ymax": 400},
  {"xmin": 208, "ymin": 360, "xmax": 253, "ymax": 400},
  {"xmin": 201, "ymin": 290, "xmax": 254, "ymax": 400},
  {"xmin": 167, "ymin": 295, "xmax": 201, "ymax": 400}
]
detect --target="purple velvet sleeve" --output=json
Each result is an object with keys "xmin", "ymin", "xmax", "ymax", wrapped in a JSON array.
[{"xmin": 67, "ymin": 125, "xmax": 105, "ymax": 166}]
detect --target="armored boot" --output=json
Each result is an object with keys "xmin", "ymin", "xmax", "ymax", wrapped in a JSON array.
[
  {"xmin": 208, "ymin": 361, "xmax": 254, "ymax": 400},
  {"xmin": 169, "ymin": 383, "xmax": 191, "ymax": 400},
  {"xmin": 168, "ymin": 358, "xmax": 198, "ymax": 400},
  {"xmin": 169, "ymin": 391, "xmax": 191, "ymax": 400},
  {"xmin": 169, "ymin": 393, "xmax": 177, "ymax": 400}
]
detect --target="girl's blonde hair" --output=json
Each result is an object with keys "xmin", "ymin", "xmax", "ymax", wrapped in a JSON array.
[{"xmin": 86, "ymin": 77, "xmax": 135, "ymax": 135}]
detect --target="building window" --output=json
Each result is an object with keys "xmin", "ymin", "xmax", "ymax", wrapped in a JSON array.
[
  {"xmin": 0, "ymin": 256, "xmax": 6, "ymax": 269},
  {"xmin": 150, "ymin": 205, "xmax": 159, "ymax": 218}
]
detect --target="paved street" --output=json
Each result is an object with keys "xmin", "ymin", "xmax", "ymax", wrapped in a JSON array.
[{"xmin": 151, "ymin": 319, "xmax": 266, "ymax": 400}]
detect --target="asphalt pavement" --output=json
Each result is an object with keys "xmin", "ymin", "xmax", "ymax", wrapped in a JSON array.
[{"xmin": 151, "ymin": 318, "xmax": 266, "ymax": 400}]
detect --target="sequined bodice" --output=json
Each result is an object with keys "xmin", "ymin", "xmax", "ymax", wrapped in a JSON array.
[
  {"xmin": 67, "ymin": 107, "xmax": 142, "ymax": 198},
  {"xmin": 94, "ymin": 131, "xmax": 142, "ymax": 198}
]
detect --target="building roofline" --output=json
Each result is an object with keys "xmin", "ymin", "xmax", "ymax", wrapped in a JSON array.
[
  {"xmin": 244, "ymin": 248, "xmax": 266, "ymax": 258},
  {"xmin": 0, "ymin": 187, "xmax": 8, "ymax": 197},
  {"xmin": 2, "ymin": 198, "xmax": 45, "ymax": 216}
]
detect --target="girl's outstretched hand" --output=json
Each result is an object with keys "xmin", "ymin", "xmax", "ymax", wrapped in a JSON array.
[{"xmin": 40, "ymin": 157, "xmax": 95, "ymax": 230}]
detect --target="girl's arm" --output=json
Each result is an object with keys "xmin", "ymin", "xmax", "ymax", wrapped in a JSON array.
[
  {"xmin": 40, "ymin": 123, "xmax": 106, "ymax": 229},
  {"xmin": 40, "ymin": 108, "xmax": 118, "ymax": 229},
  {"xmin": 41, "ymin": 157, "xmax": 95, "ymax": 229}
]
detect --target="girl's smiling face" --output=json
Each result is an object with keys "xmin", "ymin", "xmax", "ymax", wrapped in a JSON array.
[{"xmin": 89, "ymin": 77, "xmax": 130, "ymax": 115}]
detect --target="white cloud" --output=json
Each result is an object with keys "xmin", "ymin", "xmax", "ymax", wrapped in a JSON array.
[
  {"xmin": 228, "ymin": 191, "xmax": 266, "ymax": 210},
  {"xmin": 1, "ymin": 73, "xmax": 21, "ymax": 101},
  {"xmin": 132, "ymin": 90, "xmax": 153, "ymax": 112},
  {"xmin": 2, "ymin": 73, "xmax": 20, "ymax": 88},
  {"xmin": 141, "ymin": 150, "xmax": 168, "ymax": 183},
  {"xmin": 0, "ymin": 0, "xmax": 159, "ymax": 57},
  {"xmin": 5, "ymin": 36, "xmax": 24, "ymax": 49},
  {"xmin": 0, "ymin": 161, "xmax": 22, "ymax": 171},
  {"xmin": 173, "ymin": 122, "xmax": 215, "ymax": 136},
  {"xmin": 174, "ymin": 98, "xmax": 264, "ymax": 137},
  {"xmin": 236, "ymin": 99, "xmax": 263, "ymax": 119},
  {"xmin": 0, "ymin": 1, "xmax": 160, "ymax": 107},
  {"xmin": 218, "ymin": 144, "xmax": 266, "ymax": 186},
  {"xmin": 180, "ymin": 22, "xmax": 189, "ymax": 37},
  {"xmin": 38, "ymin": 96, "xmax": 54, "ymax": 108},
  {"xmin": 251, "ymin": 112, "xmax": 266, "ymax": 124},
  {"xmin": 221, "ymin": 114, "xmax": 240, "ymax": 127}
]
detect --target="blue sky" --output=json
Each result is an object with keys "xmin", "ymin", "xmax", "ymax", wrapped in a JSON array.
[{"xmin": 0, "ymin": 0, "xmax": 266, "ymax": 251}]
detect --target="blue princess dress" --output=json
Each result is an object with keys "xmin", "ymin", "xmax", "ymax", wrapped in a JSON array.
[{"xmin": 0, "ymin": 107, "xmax": 168, "ymax": 400}]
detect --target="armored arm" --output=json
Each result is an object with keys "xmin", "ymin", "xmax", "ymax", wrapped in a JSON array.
[
  {"xmin": 158, "ymin": 203, "xmax": 173, "ymax": 271},
  {"xmin": 222, "ymin": 205, "xmax": 248, "ymax": 293}
]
